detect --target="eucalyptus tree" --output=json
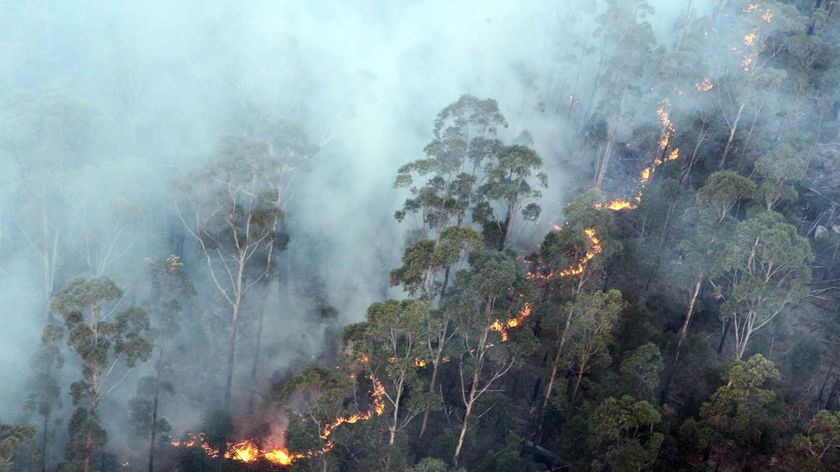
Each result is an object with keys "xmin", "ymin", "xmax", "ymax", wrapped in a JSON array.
[
  {"xmin": 51, "ymin": 277, "xmax": 151, "ymax": 472},
  {"xmin": 788, "ymin": 410, "xmax": 840, "ymax": 471},
  {"xmin": 529, "ymin": 190, "xmax": 614, "ymax": 410},
  {"xmin": 174, "ymin": 137, "xmax": 290, "ymax": 412},
  {"xmin": 448, "ymin": 250, "xmax": 523, "ymax": 465},
  {"xmin": 587, "ymin": 0, "xmax": 656, "ymax": 188},
  {"xmin": 754, "ymin": 143, "xmax": 806, "ymax": 210},
  {"xmin": 394, "ymin": 94, "xmax": 507, "ymax": 237},
  {"xmin": 711, "ymin": 1, "xmax": 806, "ymax": 168},
  {"xmin": 715, "ymin": 211, "xmax": 812, "ymax": 360},
  {"xmin": 343, "ymin": 299, "xmax": 431, "ymax": 446},
  {"xmin": 1, "ymin": 90, "xmax": 99, "ymax": 322},
  {"xmin": 588, "ymin": 395, "xmax": 663, "ymax": 472},
  {"xmin": 24, "ymin": 325, "xmax": 64, "ymax": 472},
  {"xmin": 0, "ymin": 423, "xmax": 36, "ymax": 472},
  {"xmin": 662, "ymin": 170, "xmax": 755, "ymax": 403},
  {"xmin": 564, "ymin": 290, "xmax": 623, "ymax": 406},
  {"xmin": 389, "ymin": 227, "xmax": 483, "ymax": 437},
  {"xmin": 130, "ymin": 255, "xmax": 194, "ymax": 472},
  {"xmin": 473, "ymin": 144, "xmax": 546, "ymax": 250},
  {"xmin": 687, "ymin": 354, "xmax": 780, "ymax": 467}
]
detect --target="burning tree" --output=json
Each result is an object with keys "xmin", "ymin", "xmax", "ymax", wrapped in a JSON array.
[
  {"xmin": 343, "ymin": 300, "xmax": 432, "ymax": 446},
  {"xmin": 448, "ymin": 250, "xmax": 523, "ymax": 465}
]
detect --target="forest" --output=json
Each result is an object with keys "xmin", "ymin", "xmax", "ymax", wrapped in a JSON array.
[{"xmin": 1, "ymin": 0, "xmax": 839, "ymax": 471}]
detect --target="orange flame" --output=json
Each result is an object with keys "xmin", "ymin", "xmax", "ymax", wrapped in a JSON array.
[
  {"xmin": 558, "ymin": 228, "xmax": 602, "ymax": 277},
  {"xmin": 171, "ymin": 374, "xmax": 386, "ymax": 467},
  {"xmin": 490, "ymin": 300, "xmax": 533, "ymax": 342},
  {"xmin": 744, "ymin": 32, "xmax": 756, "ymax": 46},
  {"xmin": 594, "ymin": 199, "xmax": 637, "ymax": 211},
  {"xmin": 695, "ymin": 79, "xmax": 713, "ymax": 92},
  {"xmin": 761, "ymin": 9, "xmax": 773, "ymax": 23}
]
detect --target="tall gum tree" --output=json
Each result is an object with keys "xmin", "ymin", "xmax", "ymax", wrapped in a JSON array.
[
  {"xmin": 51, "ymin": 277, "xmax": 151, "ymax": 472},
  {"xmin": 714, "ymin": 211, "xmax": 813, "ymax": 360},
  {"xmin": 174, "ymin": 137, "xmax": 289, "ymax": 413},
  {"xmin": 449, "ymin": 250, "xmax": 522, "ymax": 465}
]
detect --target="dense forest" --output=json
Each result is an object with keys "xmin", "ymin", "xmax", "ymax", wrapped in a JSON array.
[{"xmin": 1, "ymin": 1, "xmax": 839, "ymax": 471}]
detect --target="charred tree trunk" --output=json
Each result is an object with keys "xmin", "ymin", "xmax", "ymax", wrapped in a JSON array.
[{"xmin": 661, "ymin": 277, "xmax": 703, "ymax": 405}]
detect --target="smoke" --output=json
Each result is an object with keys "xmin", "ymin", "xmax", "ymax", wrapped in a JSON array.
[{"xmin": 0, "ymin": 0, "xmax": 720, "ymax": 461}]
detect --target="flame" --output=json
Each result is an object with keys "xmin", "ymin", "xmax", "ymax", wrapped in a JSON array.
[
  {"xmin": 321, "ymin": 375, "xmax": 386, "ymax": 440},
  {"xmin": 264, "ymin": 449, "xmax": 301, "ymax": 466},
  {"xmin": 744, "ymin": 32, "xmax": 756, "ymax": 46},
  {"xmin": 761, "ymin": 9, "xmax": 773, "ymax": 23},
  {"xmin": 640, "ymin": 167, "xmax": 653, "ymax": 184},
  {"xmin": 227, "ymin": 441, "xmax": 260, "ymax": 463},
  {"xmin": 742, "ymin": 52, "xmax": 756, "ymax": 72},
  {"xmin": 667, "ymin": 148, "xmax": 679, "ymax": 161},
  {"xmin": 695, "ymin": 79, "xmax": 713, "ymax": 92},
  {"xmin": 594, "ymin": 199, "xmax": 637, "ymax": 211},
  {"xmin": 558, "ymin": 228, "xmax": 602, "ymax": 277},
  {"xmin": 743, "ymin": 3, "xmax": 760, "ymax": 13},
  {"xmin": 171, "ymin": 374, "xmax": 386, "ymax": 467},
  {"xmin": 490, "ymin": 300, "xmax": 534, "ymax": 342},
  {"xmin": 415, "ymin": 359, "xmax": 427, "ymax": 367}
]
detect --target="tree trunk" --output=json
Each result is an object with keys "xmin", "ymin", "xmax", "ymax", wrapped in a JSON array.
[
  {"xmin": 660, "ymin": 277, "xmax": 702, "ymax": 404},
  {"xmin": 453, "ymin": 401, "xmax": 473, "ymax": 466},
  {"xmin": 418, "ymin": 356, "xmax": 439, "ymax": 438},
  {"xmin": 542, "ymin": 306, "xmax": 573, "ymax": 410},
  {"xmin": 248, "ymin": 285, "xmax": 270, "ymax": 414},
  {"xmin": 148, "ymin": 357, "xmax": 163, "ymax": 472},
  {"xmin": 83, "ymin": 429, "xmax": 93, "ymax": 472},
  {"xmin": 224, "ymin": 303, "xmax": 241, "ymax": 412},
  {"xmin": 41, "ymin": 408, "xmax": 50, "ymax": 472},
  {"xmin": 719, "ymin": 103, "xmax": 745, "ymax": 169},
  {"xmin": 717, "ymin": 318, "xmax": 731, "ymax": 355},
  {"xmin": 388, "ymin": 379, "xmax": 403, "ymax": 445}
]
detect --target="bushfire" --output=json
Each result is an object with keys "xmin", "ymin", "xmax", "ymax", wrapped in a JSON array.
[
  {"xmin": 490, "ymin": 300, "xmax": 534, "ymax": 342},
  {"xmin": 170, "ymin": 373, "xmax": 386, "ymax": 467}
]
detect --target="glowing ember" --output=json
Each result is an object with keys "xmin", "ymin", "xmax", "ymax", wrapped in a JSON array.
[
  {"xmin": 595, "ymin": 199, "xmax": 637, "ymax": 211},
  {"xmin": 558, "ymin": 228, "xmax": 602, "ymax": 277},
  {"xmin": 226, "ymin": 440, "xmax": 260, "ymax": 462},
  {"xmin": 640, "ymin": 167, "xmax": 653, "ymax": 183},
  {"xmin": 761, "ymin": 9, "xmax": 773, "ymax": 23},
  {"xmin": 742, "ymin": 52, "xmax": 756, "ymax": 72},
  {"xmin": 264, "ymin": 448, "xmax": 300, "ymax": 466},
  {"xmin": 171, "ymin": 374, "xmax": 386, "ymax": 467},
  {"xmin": 490, "ymin": 300, "xmax": 533, "ymax": 342},
  {"xmin": 695, "ymin": 79, "xmax": 713, "ymax": 92}
]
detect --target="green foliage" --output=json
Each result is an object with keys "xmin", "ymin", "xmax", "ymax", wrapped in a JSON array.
[
  {"xmin": 618, "ymin": 343, "xmax": 663, "ymax": 403},
  {"xmin": 715, "ymin": 211, "xmax": 813, "ymax": 358},
  {"xmin": 754, "ymin": 143, "xmax": 806, "ymax": 209},
  {"xmin": 589, "ymin": 395, "xmax": 663, "ymax": 472},
  {"xmin": 408, "ymin": 457, "xmax": 466, "ymax": 472},
  {"xmin": 691, "ymin": 355, "xmax": 780, "ymax": 453},
  {"xmin": 788, "ymin": 410, "xmax": 840, "ymax": 471},
  {"xmin": 0, "ymin": 422, "xmax": 36, "ymax": 472},
  {"xmin": 695, "ymin": 171, "xmax": 756, "ymax": 222}
]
